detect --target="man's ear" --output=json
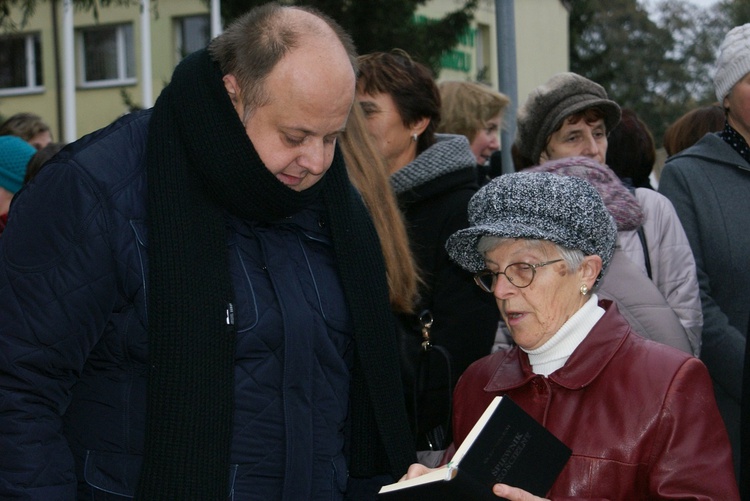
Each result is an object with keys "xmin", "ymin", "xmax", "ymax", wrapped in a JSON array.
[{"xmin": 223, "ymin": 74, "xmax": 241, "ymax": 110}]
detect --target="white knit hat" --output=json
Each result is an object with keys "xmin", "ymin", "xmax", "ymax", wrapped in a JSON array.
[{"xmin": 714, "ymin": 23, "xmax": 750, "ymax": 102}]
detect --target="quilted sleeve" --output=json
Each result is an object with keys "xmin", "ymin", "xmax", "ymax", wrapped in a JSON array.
[
  {"xmin": 636, "ymin": 188, "xmax": 703, "ymax": 356},
  {"xmin": 0, "ymin": 162, "xmax": 119, "ymax": 500}
]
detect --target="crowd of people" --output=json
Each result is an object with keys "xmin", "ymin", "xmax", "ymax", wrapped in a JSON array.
[{"xmin": 0, "ymin": 2, "xmax": 746, "ymax": 500}]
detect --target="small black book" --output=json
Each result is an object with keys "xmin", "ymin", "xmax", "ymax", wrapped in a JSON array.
[{"xmin": 378, "ymin": 396, "xmax": 571, "ymax": 501}]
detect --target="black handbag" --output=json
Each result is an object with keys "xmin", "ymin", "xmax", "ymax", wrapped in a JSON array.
[{"xmin": 398, "ymin": 310, "xmax": 454, "ymax": 455}]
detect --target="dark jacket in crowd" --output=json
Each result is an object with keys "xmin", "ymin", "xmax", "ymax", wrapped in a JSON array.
[
  {"xmin": 391, "ymin": 134, "xmax": 499, "ymax": 385},
  {"xmin": 0, "ymin": 108, "xmax": 414, "ymax": 500},
  {"xmin": 659, "ymin": 132, "xmax": 750, "ymax": 482},
  {"xmin": 743, "ymin": 314, "xmax": 750, "ymax": 499}
]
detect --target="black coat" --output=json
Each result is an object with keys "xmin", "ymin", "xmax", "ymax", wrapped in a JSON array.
[
  {"xmin": 0, "ymin": 110, "xmax": 414, "ymax": 500},
  {"xmin": 398, "ymin": 167, "xmax": 499, "ymax": 384},
  {"xmin": 742, "ymin": 315, "xmax": 750, "ymax": 499}
]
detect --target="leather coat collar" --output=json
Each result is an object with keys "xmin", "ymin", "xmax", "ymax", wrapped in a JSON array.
[{"xmin": 484, "ymin": 300, "xmax": 630, "ymax": 392}]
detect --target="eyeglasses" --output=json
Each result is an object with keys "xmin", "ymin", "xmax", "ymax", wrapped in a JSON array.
[{"xmin": 473, "ymin": 259, "xmax": 564, "ymax": 292}]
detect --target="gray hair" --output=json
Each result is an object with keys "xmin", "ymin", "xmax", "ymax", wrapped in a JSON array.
[{"xmin": 477, "ymin": 236, "xmax": 587, "ymax": 282}]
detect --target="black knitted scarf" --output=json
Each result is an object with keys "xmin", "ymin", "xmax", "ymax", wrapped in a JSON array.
[{"xmin": 139, "ymin": 49, "xmax": 413, "ymax": 499}]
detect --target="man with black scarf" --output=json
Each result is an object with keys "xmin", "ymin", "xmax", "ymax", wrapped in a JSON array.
[{"xmin": 0, "ymin": 3, "xmax": 414, "ymax": 500}]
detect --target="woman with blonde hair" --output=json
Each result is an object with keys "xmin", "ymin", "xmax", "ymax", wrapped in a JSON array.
[{"xmin": 438, "ymin": 81, "xmax": 510, "ymax": 183}]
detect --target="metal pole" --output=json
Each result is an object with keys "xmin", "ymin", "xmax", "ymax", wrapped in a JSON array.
[
  {"xmin": 495, "ymin": 0, "xmax": 518, "ymax": 174},
  {"xmin": 211, "ymin": 0, "xmax": 222, "ymax": 39},
  {"xmin": 140, "ymin": 0, "xmax": 153, "ymax": 108},
  {"xmin": 51, "ymin": 0, "xmax": 63, "ymax": 140},
  {"xmin": 62, "ymin": 0, "xmax": 76, "ymax": 142}
]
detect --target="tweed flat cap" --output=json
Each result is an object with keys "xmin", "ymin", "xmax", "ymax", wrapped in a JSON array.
[
  {"xmin": 515, "ymin": 72, "xmax": 621, "ymax": 164},
  {"xmin": 445, "ymin": 172, "xmax": 616, "ymax": 280}
]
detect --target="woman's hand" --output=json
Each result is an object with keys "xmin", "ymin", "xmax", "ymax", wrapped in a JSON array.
[
  {"xmin": 493, "ymin": 483, "xmax": 550, "ymax": 500},
  {"xmin": 399, "ymin": 463, "xmax": 439, "ymax": 481}
]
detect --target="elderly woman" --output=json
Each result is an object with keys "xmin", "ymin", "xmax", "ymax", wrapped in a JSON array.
[{"xmin": 403, "ymin": 172, "xmax": 738, "ymax": 499}]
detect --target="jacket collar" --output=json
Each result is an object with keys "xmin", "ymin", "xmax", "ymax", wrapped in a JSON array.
[
  {"xmin": 390, "ymin": 134, "xmax": 477, "ymax": 194},
  {"xmin": 484, "ymin": 300, "xmax": 630, "ymax": 392},
  {"xmin": 667, "ymin": 132, "xmax": 750, "ymax": 173}
]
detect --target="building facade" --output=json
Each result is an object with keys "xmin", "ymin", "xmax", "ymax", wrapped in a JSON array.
[{"xmin": 0, "ymin": 0, "xmax": 569, "ymax": 142}]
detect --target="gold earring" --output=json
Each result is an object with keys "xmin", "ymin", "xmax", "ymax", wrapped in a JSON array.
[{"xmin": 580, "ymin": 284, "xmax": 589, "ymax": 296}]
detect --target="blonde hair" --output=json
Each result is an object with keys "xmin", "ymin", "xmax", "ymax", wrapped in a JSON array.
[
  {"xmin": 437, "ymin": 80, "xmax": 510, "ymax": 142},
  {"xmin": 340, "ymin": 104, "xmax": 422, "ymax": 313}
]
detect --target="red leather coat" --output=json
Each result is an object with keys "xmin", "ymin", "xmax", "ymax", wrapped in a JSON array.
[{"xmin": 451, "ymin": 300, "xmax": 738, "ymax": 500}]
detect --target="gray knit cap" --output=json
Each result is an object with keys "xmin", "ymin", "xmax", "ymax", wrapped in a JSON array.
[
  {"xmin": 445, "ymin": 172, "xmax": 616, "ymax": 281},
  {"xmin": 714, "ymin": 23, "xmax": 750, "ymax": 102},
  {"xmin": 515, "ymin": 72, "xmax": 621, "ymax": 164}
]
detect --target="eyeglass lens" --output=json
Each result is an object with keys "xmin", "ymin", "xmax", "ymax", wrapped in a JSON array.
[{"xmin": 477, "ymin": 263, "xmax": 535, "ymax": 291}]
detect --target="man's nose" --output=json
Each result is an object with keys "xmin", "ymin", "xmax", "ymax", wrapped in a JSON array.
[{"xmin": 299, "ymin": 139, "xmax": 329, "ymax": 175}]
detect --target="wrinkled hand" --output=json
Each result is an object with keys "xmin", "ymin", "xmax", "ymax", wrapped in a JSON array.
[
  {"xmin": 399, "ymin": 463, "xmax": 437, "ymax": 481},
  {"xmin": 493, "ymin": 483, "xmax": 550, "ymax": 500}
]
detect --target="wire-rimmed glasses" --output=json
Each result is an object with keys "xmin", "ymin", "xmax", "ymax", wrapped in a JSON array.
[{"xmin": 473, "ymin": 259, "xmax": 564, "ymax": 292}]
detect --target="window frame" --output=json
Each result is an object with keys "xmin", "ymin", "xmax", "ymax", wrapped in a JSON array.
[
  {"xmin": 0, "ymin": 31, "xmax": 44, "ymax": 97},
  {"xmin": 77, "ymin": 22, "xmax": 136, "ymax": 89},
  {"xmin": 174, "ymin": 14, "xmax": 211, "ymax": 63}
]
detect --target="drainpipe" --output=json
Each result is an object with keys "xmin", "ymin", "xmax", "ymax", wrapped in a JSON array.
[
  {"xmin": 62, "ymin": 0, "xmax": 76, "ymax": 142},
  {"xmin": 51, "ymin": 0, "xmax": 63, "ymax": 140},
  {"xmin": 495, "ymin": 0, "xmax": 518, "ymax": 174},
  {"xmin": 140, "ymin": 0, "xmax": 152, "ymax": 108},
  {"xmin": 211, "ymin": 0, "xmax": 222, "ymax": 38}
]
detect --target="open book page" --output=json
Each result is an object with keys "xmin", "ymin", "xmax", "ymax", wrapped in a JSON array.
[
  {"xmin": 448, "ymin": 396, "xmax": 503, "ymax": 467},
  {"xmin": 378, "ymin": 396, "xmax": 502, "ymax": 494},
  {"xmin": 377, "ymin": 464, "xmax": 457, "ymax": 493}
]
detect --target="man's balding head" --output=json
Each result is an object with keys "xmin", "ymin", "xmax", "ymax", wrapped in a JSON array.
[{"xmin": 209, "ymin": 3, "xmax": 357, "ymax": 114}]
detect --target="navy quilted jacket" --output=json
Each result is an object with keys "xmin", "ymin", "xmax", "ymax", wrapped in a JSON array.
[{"xmin": 0, "ymin": 110, "xmax": 360, "ymax": 500}]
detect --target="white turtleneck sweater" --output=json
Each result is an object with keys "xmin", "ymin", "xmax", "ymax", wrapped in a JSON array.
[{"xmin": 522, "ymin": 294, "xmax": 605, "ymax": 376}]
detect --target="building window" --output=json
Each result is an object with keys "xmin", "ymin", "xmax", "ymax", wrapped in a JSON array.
[
  {"xmin": 0, "ymin": 32, "xmax": 43, "ymax": 96},
  {"xmin": 78, "ymin": 23, "xmax": 135, "ymax": 87},
  {"xmin": 175, "ymin": 15, "xmax": 210, "ymax": 62},
  {"xmin": 475, "ymin": 23, "xmax": 491, "ymax": 84}
]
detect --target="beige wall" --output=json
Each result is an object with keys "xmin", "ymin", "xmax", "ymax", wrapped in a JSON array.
[
  {"xmin": 514, "ymin": 0, "xmax": 569, "ymax": 107},
  {"xmin": 69, "ymin": 0, "xmax": 209, "ymax": 135},
  {"xmin": 419, "ymin": 0, "xmax": 569, "ymax": 109},
  {"xmin": 418, "ymin": 0, "xmax": 501, "ymax": 86},
  {"xmin": 0, "ymin": 0, "xmax": 207, "ymax": 140},
  {"xmin": 1, "ymin": 0, "xmax": 569, "ymax": 140}
]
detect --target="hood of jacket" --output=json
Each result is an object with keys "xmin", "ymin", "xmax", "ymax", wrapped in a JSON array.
[{"xmin": 390, "ymin": 134, "xmax": 477, "ymax": 195}]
